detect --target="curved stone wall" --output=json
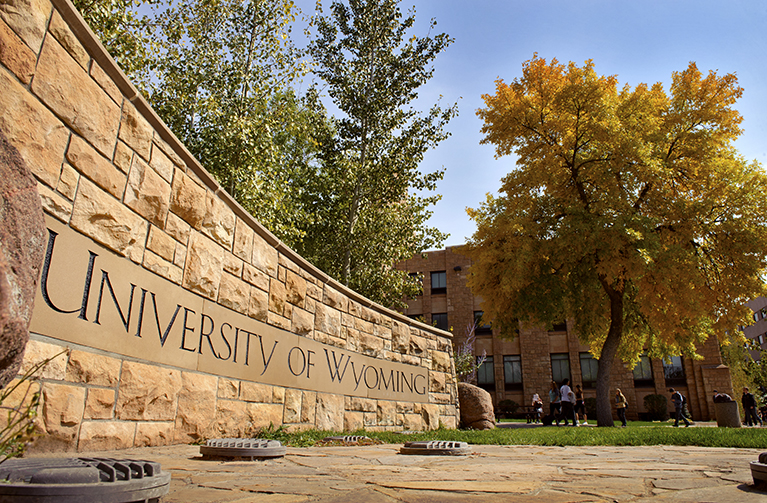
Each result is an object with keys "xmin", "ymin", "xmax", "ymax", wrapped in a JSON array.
[{"xmin": 0, "ymin": 0, "xmax": 457, "ymax": 451}]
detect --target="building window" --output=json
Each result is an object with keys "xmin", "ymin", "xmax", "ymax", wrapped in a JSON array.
[
  {"xmin": 474, "ymin": 311, "xmax": 492, "ymax": 335},
  {"xmin": 406, "ymin": 313, "xmax": 423, "ymax": 322},
  {"xmin": 759, "ymin": 334, "xmax": 765, "ymax": 345},
  {"xmin": 551, "ymin": 353, "xmax": 570, "ymax": 384},
  {"xmin": 579, "ymin": 353, "xmax": 598, "ymax": 388},
  {"xmin": 477, "ymin": 355, "xmax": 495, "ymax": 392},
  {"xmin": 503, "ymin": 355, "xmax": 523, "ymax": 391},
  {"xmin": 550, "ymin": 321, "xmax": 567, "ymax": 332},
  {"xmin": 633, "ymin": 354, "xmax": 654, "ymax": 387},
  {"xmin": 663, "ymin": 356, "xmax": 686, "ymax": 386},
  {"xmin": 430, "ymin": 271, "xmax": 446, "ymax": 294},
  {"xmin": 431, "ymin": 313, "xmax": 448, "ymax": 331}
]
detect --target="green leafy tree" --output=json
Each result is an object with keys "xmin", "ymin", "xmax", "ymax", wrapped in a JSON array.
[
  {"xmin": 304, "ymin": 0, "xmax": 457, "ymax": 307},
  {"xmin": 467, "ymin": 56, "xmax": 767, "ymax": 426}
]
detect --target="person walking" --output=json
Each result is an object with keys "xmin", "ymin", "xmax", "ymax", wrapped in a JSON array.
[
  {"xmin": 669, "ymin": 388, "xmax": 691, "ymax": 427},
  {"xmin": 560, "ymin": 378, "xmax": 577, "ymax": 426},
  {"xmin": 615, "ymin": 388, "xmax": 628, "ymax": 427},
  {"xmin": 548, "ymin": 381, "xmax": 561, "ymax": 426},
  {"xmin": 532, "ymin": 393, "xmax": 543, "ymax": 423},
  {"xmin": 574, "ymin": 384, "xmax": 587, "ymax": 425},
  {"xmin": 742, "ymin": 387, "xmax": 759, "ymax": 426}
]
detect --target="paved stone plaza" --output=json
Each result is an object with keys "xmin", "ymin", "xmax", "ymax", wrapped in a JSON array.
[{"xmin": 32, "ymin": 442, "xmax": 765, "ymax": 502}]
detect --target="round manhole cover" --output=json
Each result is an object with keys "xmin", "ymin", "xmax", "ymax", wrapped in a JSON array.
[
  {"xmin": 400, "ymin": 441, "xmax": 472, "ymax": 456},
  {"xmin": 322, "ymin": 435, "xmax": 372, "ymax": 444},
  {"xmin": 0, "ymin": 457, "xmax": 170, "ymax": 502},
  {"xmin": 200, "ymin": 438, "xmax": 286, "ymax": 459}
]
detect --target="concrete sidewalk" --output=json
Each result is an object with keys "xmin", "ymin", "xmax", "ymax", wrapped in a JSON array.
[{"xmin": 39, "ymin": 442, "xmax": 767, "ymax": 502}]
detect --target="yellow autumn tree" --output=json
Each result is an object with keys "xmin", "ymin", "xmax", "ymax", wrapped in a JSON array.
[{"xmin": 466, "ymin": 56, "xmax": 767, "ymax": 426}]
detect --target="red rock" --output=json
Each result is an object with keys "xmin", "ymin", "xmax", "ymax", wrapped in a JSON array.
[{"xmin": 458, "ymin": 382, "xmax": 496, "ymax": 430}]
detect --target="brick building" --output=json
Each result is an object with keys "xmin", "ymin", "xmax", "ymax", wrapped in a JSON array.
[
  {"xmin": 397, "ymin": 247, "xmax": 735, "ymax": 421},
  {"xmin": 744, "ymin": 297, "xmax": 767, "ymax": 360}
]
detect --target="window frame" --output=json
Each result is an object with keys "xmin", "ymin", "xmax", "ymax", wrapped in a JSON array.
[
  {"xmin": 579, "ymin": 352, "xmax": 599, "ymax": 389},
  {"xmin": 431, "ymin": 312, "xmax": 448, "ymax": 331},
  {"xmin": 430, "ymin": 271, "xmax": 447, "ymax": 295},
  {"xmin": 632, "ymin": 353, "xmax": 654, "ymax": 388},
  {"xmin": 477, "ymin": 355, "xmax": 495, "ymax": 392},
  {"xmin": 551, "ymin": 353, "xmax": 571, "ymax": 385},
  {"xmin": 474, "ymin": 311, "xmax": 492, "ymax": 335},
  {"xmin": 503, "ymin": 355, "xmax": 523, "ymax": 391},
  {"xmin": 663, "ymin": 356, "xmax": 686, "ymax": 386}
]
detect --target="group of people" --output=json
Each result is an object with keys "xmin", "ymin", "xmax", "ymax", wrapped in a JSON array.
[{"xmin": 530, "ymin": 379, "xmax": 589, "ymax": 426}]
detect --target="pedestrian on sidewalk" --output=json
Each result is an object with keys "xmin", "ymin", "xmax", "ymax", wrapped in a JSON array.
[
  {"xmin": 548, "ymin": 381, "xmax": 561, "ymax": 426},
  {"xmin": 670, "ymin": 388, "xmax": 690, "ymax": 427},
  {"xmin": 560, "ymin": 379, "xmax": 577, "ymax": 426},
  {"xmin": 742, "ymin": 387, "xmax": 760, "ymax": 426},
  {"xmin": 615, "ymin": 388, "xmax": 628, "ymax": 427},
  {"xmin": 574, "ymin": 384, "xmax": 587, "ymax": 425}
]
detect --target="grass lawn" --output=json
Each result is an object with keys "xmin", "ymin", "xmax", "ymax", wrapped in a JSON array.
[{"xmin": 255, "ymin": 421, "xmax": 767, "ymax": 449}]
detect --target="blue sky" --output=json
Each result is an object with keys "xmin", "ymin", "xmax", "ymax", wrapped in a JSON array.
[{"xmin": 298, "ymin": 0, "xmax": 767, "ymax": 247}]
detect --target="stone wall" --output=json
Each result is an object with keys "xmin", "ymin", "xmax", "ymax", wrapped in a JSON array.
[{"xmin": 0, "ymin": 0, "xmax": 458, "ymax": 452}]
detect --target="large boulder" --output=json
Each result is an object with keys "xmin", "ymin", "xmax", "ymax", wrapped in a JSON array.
[
  {"xmin": 458, "ymin": 382, "xmax": 495, "ymax": 430},
  {"xmin": 0, "ymin": 129, "xmax": 46, "ymax": 388}
]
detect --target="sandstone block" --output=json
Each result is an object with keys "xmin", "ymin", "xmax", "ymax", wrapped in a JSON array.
[
  {"xmin": 246, "ymin": 402, "xmax": 283, "ymax": 430},
  {"xmin": 40, "ymin": 382, "xmax": 85, "ymax": 447},
  {"xmin": 402, "ymin": 413, "xmax": 422, "ymax": 431},
  {"xmin": 78, "ymin": 421, "xmax": 134, "ymax": 451},
  {"xmin": 146, "ymin": 225, "xmax": 175, "ymax": 262},
  {"xmin": 272, "ymin": 386, "xmax": 285, "ymax": 404},
  {"xmin": 182, "ymin": 232, "xmax": 223, "ymax": 300},
  {"xmin": 316, "ymin": 393, "xmax": 344, "ymax": 431},
  {"xmin": 89, "ymin": 61, "xmax": 122, "ymax": 106},
  {"xmin": 56, "ymin": 163, "xmax": 78, "ymax": 200},
  {"xmin": 65, "ymin": 350, "xmax": 120, "ymax": 386},
  {"xmin": 0, "ymin": 0, "xmax": 51, "ymax": 53},
  {"xmin": 19, "ymin": 339, "xmax": 67, "ymax": 380},
  {"xmin": 431, "ymin": 350, "xmax": 451, "ymax": 373},
  {"xmin": 377, "ymin": 401, "xmax": 396, "ymax": 426},
  {"xmin": 358, "ymin": 333, "xmax": 384, "ymax": 357},
  {"xmin": 48, "ymin": 10, "xmax": 88, "ymax": 69},
  {"xmin": 248, "ymin": 287, "xmax": 268, "ymax": 321},
  {"xmin": 314, "ymin": 304, "xmax": 341, "ymax": 337},
  {"xmin": 149, "ymin": 144, "xmax": 174, "ymax": 183},
  {"xmin": 421, "ymin": 403, "xmax": 440, "ymax": 430},
  {"xmin": 251, "ymin": 232, "xmax": 277, "ymax": 277},
  {"xmin": 429, "ymin": 371, "xmax": 446, "ymax": 394},
  {"xmin": 283, "ymin": 388, "xmax": 301, "ymax": 423},
  {"xmin": 174, "ymin": 371, "xmax": 217, "ymax": 443},
  {"xmin": 84, "ymin": 388, "xmax": 115, "ymax": 420},
  {"xmin": 217, "ymin": 377, "xmax": 239, "ymax": 399},
  {"xmin": 240, "ymin": 381, "xmax": 272, "ymax": 403},
  {"xmin": 285, "ymin": 270, "xmax": 306, "ymax": 307},
  {"xmin": 0, "ymin": 17, "xmax": 34, "ymax": 83},
  {"xmin": 118, "ymin": 101, "xmax": 152, "ymax": 160},
  {"xmin": 70, "ymin": 178, "xmax": 147, "ymax": 263},
  {"xmin": 201, "ymin": 192, "xmax": 234, "ymax": 248},
  {"xmin": 323, "ymin": 286, "xmax": 347, "ymax": 312},
  {"xmin": 344, "ymin": 411, "xmax": 363, "ymax": 431},
  {"xmin": 217, "ymin": 273, "xmax": 249, "ymax": 315},
  {"xmin": 116, "ymin": 361, "xmax": 182, "ymax": 421},
  {"xmin": 125, "ymin": 156, "xmax": 170, "ymax": 227},
  {"xmin": 113, "ymin": 141, "xmax": 133, "ymax": 174},
  {"xmin": 268, "ymin": 280, "xmax": 286, "ymax": 315},
  {"xmin": 66, "ymin": 135, "xmax": 125, "ymax": 199},
  {"xmin": 135, "ymin": 422, "xmax": 174, "ymax": 447},
  {"xmin": 170, "ymin": 168, "xmax": 206, "ymax": 229},
  {"xmin": 214, "ymin": 399, "xmax": 248, "ymax": 437},
  {"xmin": 142, "ymin": 249, "xmax": 182, "ymax": 284},
  {"xmin": 291, "ymin": 307, "xmax": 313, "ymax": 336},
  {"xmin": 300, "ymin": 390, "xmax": 316, "ymax": 424},
  {"xmin": 233, "ymin": 218, "xmax": 254, "ymax": 261},
  {"xmin": 32, "ymin": 36, "xmax": 119, "ymax": 158},
  {"xmin": 0, "ymin": 70, "xmax": 68, "ymax": 188},
  {"xmin": 165, "ymin": 211, "xmax": 191, "ymax": 244},
  {"xmin": 37, "ymin": 183, "xmax": 72, "ymax": 221},
  {"xmin": 222, "ymin": 252, "xmax": 243, "ymax": 276},
  {"xmin": 243, "ymin": 263, "xmax": 269, "ymax": 291}
]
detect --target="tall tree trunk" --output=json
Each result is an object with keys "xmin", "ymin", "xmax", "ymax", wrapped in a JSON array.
[{"xmin": 595, "ymin": 278, "xmax": 624, "ymax": 427}]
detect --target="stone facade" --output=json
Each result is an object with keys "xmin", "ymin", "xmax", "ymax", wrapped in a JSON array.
[
  {"xmin": 0, "ymin": 0, "xmax": 458, "ymax": 452},
  {"xmin": 744, "ymin": 297, "xmax": 767, "ymax": 360},
  {"xmin": 398, "ymin": 246, "xmax": 735, "ymax": 421}
]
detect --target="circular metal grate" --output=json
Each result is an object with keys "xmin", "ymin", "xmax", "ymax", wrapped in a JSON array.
[
  {"xmin": 322, "ymin": 435, "xmax": 372, "ymax": 444},
  {"xmin": 0, "ymin": 457, "xmax": 170, "ymax": 503},
  {"xmin": 399, "ymin": 440, "xmax": 471, "ymax": 456},
  {"xmin": 399, "ymin": 440, "xmax": 472, "ymax": 456},
  {"xmin": 200, "ymin": 438, "xmax": 286, "ymax": 459}
]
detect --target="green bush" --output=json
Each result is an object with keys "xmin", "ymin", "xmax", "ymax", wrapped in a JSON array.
[{"xmin": 644, "ymin": 394, "xmax": 669, "ymax": 421}]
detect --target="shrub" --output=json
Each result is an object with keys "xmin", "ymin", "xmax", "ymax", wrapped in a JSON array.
[{"xmin": 643, "ymin": 394, "xmax": 669, "ymax": 421}]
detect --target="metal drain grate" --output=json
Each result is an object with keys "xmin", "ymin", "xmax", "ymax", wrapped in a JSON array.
[
  {"xmin": 0, "ymin": 457, "xmax": 170, "ymax": 502},
  {"xmin": 200, "ymin": 438, "xmax": 286, "ymax": 459},
  {"xmin": 399, "ymin": 441, "xmax": 472, "ymax": 456},
  {"xmin": 322, "ymin": 435, "xmax": 372, "ymax": 444}
]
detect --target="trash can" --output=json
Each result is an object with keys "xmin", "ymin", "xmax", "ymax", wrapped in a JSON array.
[{"xmin": 714, "ymin": 401, "xmax": 742, "ymax": 428}]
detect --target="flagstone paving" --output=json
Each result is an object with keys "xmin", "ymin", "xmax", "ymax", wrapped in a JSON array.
[{"xmin": 28, "ymin": 443, "xmax": 767, "ymax": 502}]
